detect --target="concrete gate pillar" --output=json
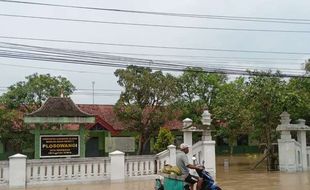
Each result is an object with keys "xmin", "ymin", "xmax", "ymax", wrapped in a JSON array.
[
  {"xmin": 277, "ymin": 112, "xmax": 310, "ymax": 172},
  {"xmin": 9, "ymin": 153, "xmax": 27, "ymax": 188}
]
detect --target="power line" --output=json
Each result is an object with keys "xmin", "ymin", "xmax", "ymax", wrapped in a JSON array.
[
  {"xmin": 85, "ymin": 52, "xmax": 304, "ymax": 61},
  {"xmin": 0, "ymin": 55, "xmax": 301, "ymax": 73},
  {"xmin": 2, "ymin": 0, "xmax": 310, "ymax": 25},
  {"xmin": 0, "ymin": 43, "xmax": 290, "ymax": 76},
  {"xmin": 0, "ymin": 42, "xmax": 305, "ymax": 72},
  {"xmin": 0, "ymin": 89, "xmax": 120, "ymax": 97},
  {"xmin": 0, "ymin": 62, "xmax": 114, "ymax": 75},
  {"xmin": 0, "ymin": 35, "xmax": 309, "ymax": 55},
  {"xmin": 0, "ymin": 87, "xmax": 121, "ymax": 92},
  {"xmin": 0, "ymin": 47, "xmax": 307, "ymax": 78},
  {"xmin": 0, "ymin": 49, "xmax": 190, "ymax": 71},
  {"xmin": 0, "ymin": 41, "xmax": 306, "ymax": 76},
  {"xmin": 0, "ymin": 41, "xmax": 306, "ymax": 74},
  {"xmin": 0, "ymin": 43, "xmax": 197, "ymax": 70},
  {"xmin": 2, "ymin": 13, "xmax": 310, "ymax": 33},
  {"xmin": 0, "ymin": 42, "xmax": 301, "ymax": 70},
  {"xmin": 0, "ymin": 37, "xmax": 304, "ymax": 62}
]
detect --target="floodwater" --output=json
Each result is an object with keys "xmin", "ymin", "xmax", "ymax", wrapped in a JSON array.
[
  {"xmin": 216, "ymin": 155, "xmax": 310, "ymax": 190},
  {"xmin": 25, "ymin": 155, "xmax": 310, "ymax": 190}
]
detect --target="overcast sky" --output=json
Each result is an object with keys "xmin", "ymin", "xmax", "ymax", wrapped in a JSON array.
[{"xmin": 0, "ymin": 0, "xmax": 309, "ymax": 104}]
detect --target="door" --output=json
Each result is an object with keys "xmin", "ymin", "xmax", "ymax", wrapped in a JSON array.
[{"xmin": 86, "ymin": 137, "xmax": 100, "ymax": 157}]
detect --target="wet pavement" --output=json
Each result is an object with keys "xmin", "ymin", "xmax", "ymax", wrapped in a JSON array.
[{"xmin": 24, "ymin": 155, "xmax": 310, "ymax": 190}]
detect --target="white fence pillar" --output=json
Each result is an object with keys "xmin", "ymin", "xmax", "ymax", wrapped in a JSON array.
[
  {"xmin": 109, "ymin": 150, "xmax": 125, "ymax": 181},
  {"xmin": 183, "ymin": 131, "xmax": 193, "ymax": 163},
  {"xmin": 9, "ymin": 153, "xmax": 27, "ymax": 188},
  {"xmin": 168, "ymin": 145, "xmax": 176, "ymax": 165},
  {"xmin": 202, "ymin": 141, "xmax": 216, "ymax": 177},
  {"xmin": 297, "ymin": 131, "xmax": 308, "ymax": 171},
  {"xmin": 278, "ymin": 139, "xmax": 298, "ymax": 172}
]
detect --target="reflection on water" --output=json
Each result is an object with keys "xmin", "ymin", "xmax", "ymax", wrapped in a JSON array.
[
  {"xmin": 26, "ymin": 181, "xmax": 155, "ymax": 190},
  {"xmin": 25, "ymin": 155, "xmax": 310, "ymax": 190},
  {"xmin": 217, "ymin": 155, "xmax": 310, "ymax": 190}
]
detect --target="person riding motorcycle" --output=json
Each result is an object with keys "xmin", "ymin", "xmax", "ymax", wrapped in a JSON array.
[{"xmin": 176, "ymin": 143, "xmax": 203, "ymax": 190}]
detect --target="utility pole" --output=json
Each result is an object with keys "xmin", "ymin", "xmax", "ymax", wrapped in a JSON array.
[{"xmin": 92, "ymin": 81, "xmax": 95, "ymax": 104}]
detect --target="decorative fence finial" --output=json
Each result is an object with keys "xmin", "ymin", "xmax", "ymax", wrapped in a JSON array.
[{"xmin": 280, "ymin": 111, "xmax": 291, "ymax": 125}]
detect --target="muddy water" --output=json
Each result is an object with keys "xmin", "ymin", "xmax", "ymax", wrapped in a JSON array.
[
  {"xmin": 26, "ymin": 155, "xmax": 310, "ymax": 190},
  {"xmin": 216, "ymin": 155, "xmax": 310, "ymax": 190}
]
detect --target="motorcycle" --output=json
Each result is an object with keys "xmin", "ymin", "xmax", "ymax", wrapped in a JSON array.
[
  {"xmin": 194, "ymin": 166, "xmax": 222, "ymax": 190},
  {"xmin": 190, "ymin": 157, "xmax": 221, "ymax": 190},
  {"xmin": 155, "ymin": 158, "xmax": 222, "ymax": 190}
]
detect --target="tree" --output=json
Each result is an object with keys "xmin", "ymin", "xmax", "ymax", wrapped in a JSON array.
[
  {"xmin": 114, "ymin": 66, "xmax": 179, "ymax": 154},
  {"xmin": 286, "ymin": 77, "xmax": 310, "ymax": 125},
  {"xmin": 0, "ymin": 108, "xmax": 33, "ymax": 153},
  {"xmin": 245, "ymin": 71, "xmax": 287, "ymax": 170},
  {"xmin": 0, "ymin": 73, "xmax": 75, "ymax": 112},
  {"xmin": 153, "ymin": 127, "xmax": 175, "ymax": 153},
  {"xmin": 287, "ymin": 58, "xmax": 310, "ymax": 124},
  {"xmin": 0, "ymin": 73, "xmax": 75, "ymax": 155},
  {"xmin": 212, "ymin": 77, "xmax": 251, "ymax": 154},
  {"xmin": 176, "ymin": 67, "xmax": 227, "ymax": 123},
  {"xmin": 0, "ymin": 109, "xmax": 16, "ymax": 145}
]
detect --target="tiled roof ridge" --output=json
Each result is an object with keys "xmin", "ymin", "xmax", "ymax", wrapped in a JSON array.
[{"xmin": 27, "ymin": 97, "xmax": 94, "ymax": 117}]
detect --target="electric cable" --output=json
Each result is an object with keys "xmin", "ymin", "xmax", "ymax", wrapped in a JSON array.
[
  {"xmin": 0, "ymin": 35, "xmax": 309, "ymax": 55},
  {"xmin": 0, "ymin": 42, "xmax": 305, "ymax": 72},
  {"xmin": 2, "ymin": 13, "xmax": 310, "ymax": 33},
  {"xmin": 2, "ymin": 0, "xmax": 310, "ymax": 25}
]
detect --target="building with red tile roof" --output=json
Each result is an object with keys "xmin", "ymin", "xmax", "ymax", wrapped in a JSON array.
[{"xmin": 76, "ymin": 104, "xmax": 183, "ymax": 134}]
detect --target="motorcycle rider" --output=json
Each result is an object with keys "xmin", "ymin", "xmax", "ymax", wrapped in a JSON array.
[{"xmin": 176, "ymin": 143, "xmax": 203, "ymax": 190}]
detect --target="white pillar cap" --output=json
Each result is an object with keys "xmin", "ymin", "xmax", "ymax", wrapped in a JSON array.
[
  {"xmin": 109, "ymin": 150, "xmax": 125, "ymax": 156},
  {"xmin": 9, "ymin": 153, "xmax": 27, "ymax": 159}
]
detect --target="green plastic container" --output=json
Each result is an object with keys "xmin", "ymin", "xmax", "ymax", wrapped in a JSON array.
[{"xmin": 163, "ymin": 176, "xmax": 185, "ymax": 190}]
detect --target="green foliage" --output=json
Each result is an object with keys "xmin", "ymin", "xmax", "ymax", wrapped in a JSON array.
[
  {"xmin": 212, "ymin": 77, "xmax": 251, "ymax": 152},
  {"xmin": 176, "ymin": 67, "xmax": 227, "ymax": 123},
  {"xmin": 114, "ymin": 66, "xmax": 179, "ymax": 154},
  {"xmin": 0, "ymin": 73, "xmax": 74, "ymax": 154},
  {"xmin": 0, "ymin": 73, "xmax": 75, "ymax": 112},
  {"xmin": 244, "ymin": 71, "xmax": 289, "ymax": 170},
  {"xmin": 245, "ymin": 72, "xmax": 287, "ymax": 143},
  {"xmin": 286, "ymin": 77, "xmax": 310, "ymax": 125},
  {"xmin": 0, "ymin": 108, "xmax": 33, "ymax": 152},
  {"xmin": 0, "ymin": 109, "xmax": 16, "ymax": 144},
  {"xmin": 153, "ymin": 127, "xmax": 175, "ymax": 153}
]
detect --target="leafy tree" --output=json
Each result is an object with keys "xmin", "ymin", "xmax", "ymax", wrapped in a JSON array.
[
  {"xmin": 0, "ymin": 73, "xmax": 75, "ymax": 156},
  {"xmin": 286, "ymin": 77, "xmax": 310, "ymax": 125},
  {"xmin": 0, "ymin": 109, "xmax": 16, "ymax": 145},
  {"xmin": 114, "ymin": 66, "xmax": 179, "ymax": 154},
  {"xmin": 245, "ymin": 71, "xmax": 287, "ymax": 170},
  {"xmin": 0, "ymin": 73, "xmax": 75, "ymax": 112},
  {"xmin": 153, "ymin": 127, "xmax": 175, "ymax": 153},
  {"xmin": 285, "ymin": 58, "xmax": 310, "ymax": 124},
  {"xmin": 0, "ymin": 108, "xmax": 33, "ymax": 153},
  {"xmin": 212, "ymin": 77, "xmax": 251, "ymax": 154},
  {"xmin": 176, "ymin": 67, "xmax": 227, "ymax": 123}
]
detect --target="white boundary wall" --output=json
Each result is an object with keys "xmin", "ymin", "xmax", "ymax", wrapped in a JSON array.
[
  {"xmin": 0, "ymin": 141, "xmax": 215, "ymax": 188},
  {"xmin": 0, "ymin": 151, "xmax": 161, "ymax": 188}
]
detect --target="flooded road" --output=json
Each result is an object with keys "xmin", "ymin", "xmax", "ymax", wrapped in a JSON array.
[
  {"xmin": 25, "ymin": 155, "xmax": 310, "ymax": 190},
  {"xmin": 217, "ymin": 155, "xmax": 310, "ymax": 190}
]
